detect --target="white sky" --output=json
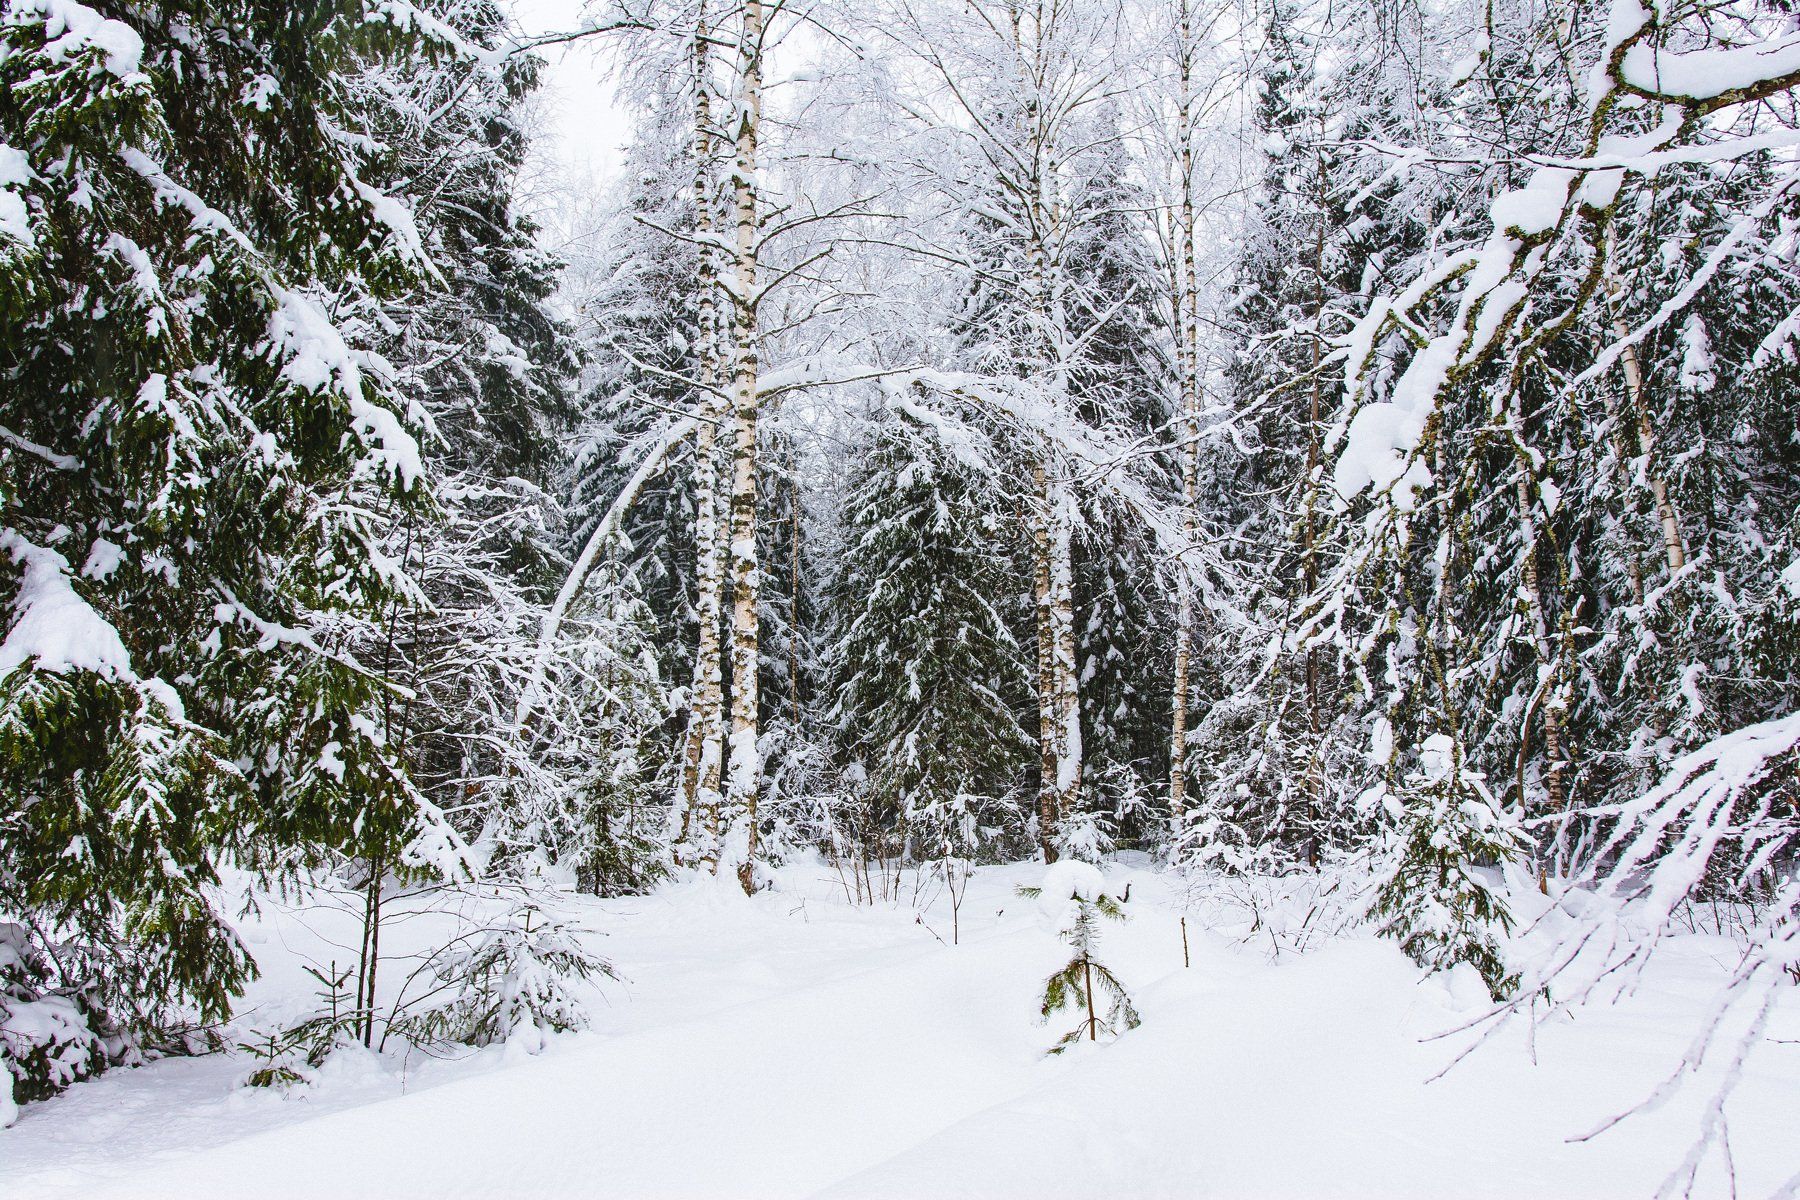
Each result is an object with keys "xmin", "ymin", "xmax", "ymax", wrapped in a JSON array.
[{"xmin": 508, "ymin": 1, "xmax": 634, "ymax": 229}]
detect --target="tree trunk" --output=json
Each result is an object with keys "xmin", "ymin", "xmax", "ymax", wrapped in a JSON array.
[
  {"xmin": 356, "ymin": 859, "xmax": 384, "ymax": 1047},
  {"xmin": 676, "ymin": 4, "xmax": 726, "ymax": 867},
  {"xmin": 1033, "ymin": 461, "xmax": 1061, "ymax": 863},
  {"xmin": 788, "ymin": 445, "xmax": 803, "ymax": 719},
  {"xmin": 1302, "ymin": 200, "xmax": 1327, "ymax": 869},
  {"xmin": 1083, "ymin": 952, "xmax": 1097, "ymax": 1041},
  {"xmin": 1030, "ymin": 455, "xmax": 1081, "ymax": 864},
  {"xmin": 1048, "ymin": 479, "xmax": 1082, "ymax": 832},
  {"xmin": 723, "ymin": 0, "xmax": 765, "ymax": 893},
  {"xmin": 1605, "ymin": 279, "xmax": 1686, "ymax": 576},
  {"xmin": 1167, "ymin": 0, "xmax": 1199, "ymax": 831},
  {"xmin": 1515, "ymin": 465, "xmax": 1570, "ymax": 893},
  {"xmin": 1019, "ymin": 8, "xmax": 1081, "ymax": 860}
]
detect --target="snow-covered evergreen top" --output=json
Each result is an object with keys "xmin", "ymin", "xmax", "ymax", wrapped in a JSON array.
[{"xmin": 1033, "ymin": 861, "xmax": 1118, "ymax": 930}]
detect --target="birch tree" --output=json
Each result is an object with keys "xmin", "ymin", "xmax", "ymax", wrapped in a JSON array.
[
  {"xmin": 672, "ymin": 2, "xmax": 731, "ymax": 869},
  {"xmin": 1135, "ymin": 0, "xmax": 1244, "ymax": 840},
  {"xmin": 875, "ymin": 0, "xmax": 1131, "ymax": 861}
]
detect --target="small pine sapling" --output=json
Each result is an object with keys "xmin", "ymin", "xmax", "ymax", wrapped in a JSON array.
[
  {"xmin": 240, "ymin": 961, "xmax": 359, "ymax": 1090},
  {"xmin": 1019, "ymin": 863, "xmax": 1141, "ymax": 1054}
]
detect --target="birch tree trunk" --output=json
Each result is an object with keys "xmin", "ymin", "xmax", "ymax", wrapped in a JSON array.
[
  {"xmin": 722, "ymin": 0, "xmax": 765, "ymax": 893},
  {"xmin": 1166, "ymin": 0, "xmax": 1200, "ymax": 831},
  {"xmin": 1047, "ymin": 478, "xmax": 1082, "ymax": 831},
  {"xmin": 1033, "ymin": 463, "xmax": 1060, "ymax": 863},
  {"xmin": 1031, "ymin": 464, "xmax": 1082, "ymax": 861},
  {"xmin": 676, "ymin": 4, "xmax": 727, "ymax": 867},
  {"xmin": 1022, "ymin": 7, "xmax": 1082, "ymax": 862},
  {"xmin": 1606, "ymin": 279, "xmax": 1687, "ymax": 577},
  {"xmin": 1168, "ymin": 413, "xmax": 1197, "ymax": 829}
]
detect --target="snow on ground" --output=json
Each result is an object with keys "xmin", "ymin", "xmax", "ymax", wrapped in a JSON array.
[{"xmin": 2, "ymin": 859, "xmax": 1795, "ymax": 1199}]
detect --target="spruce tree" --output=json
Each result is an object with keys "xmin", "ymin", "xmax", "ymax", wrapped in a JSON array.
[
  {"xmin": 342, "ymin": 0, "xmax": 611, "ymax": 880},
  {"xmin": 825, "ymin": 398, "xmax": 1031, "ymax": 858},
  {"xmin": 0, "ymin": 0, "xmax": 463, "ymax": 1098},
  {"xmin": 1064, "ymin": 126, "xmax": 1176, "ymax": 851},
  {"xmin": 1367, "ymin": 733, "xmax": 1526, "ymax": 997},
  {"xmin": 1200, "ymin": 7, "xmax": 1348, "ymax": 864}
]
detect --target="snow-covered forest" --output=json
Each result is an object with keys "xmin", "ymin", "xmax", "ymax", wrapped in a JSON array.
[{"xmin": 2, "ymin": 0, "xmax": 1797, "ymax": 1195}]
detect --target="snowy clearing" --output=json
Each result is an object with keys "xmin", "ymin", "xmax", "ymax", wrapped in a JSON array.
[{"xmin": 3, "ymin": 861, "xmax": 1794, "ymax": 1200}]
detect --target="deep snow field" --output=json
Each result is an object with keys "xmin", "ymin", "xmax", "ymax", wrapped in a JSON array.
[{"xmin": 1, "ymin": 858, "xmax": 1795, "ymax": 1200}]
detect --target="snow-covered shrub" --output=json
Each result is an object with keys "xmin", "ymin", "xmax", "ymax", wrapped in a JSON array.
[
  {"xmin": 1177, "ymin": 807, "xmax": 1278, "ymax": 876},
  {"xmin": 395, "ymin": 901, "xmax": 614, "ymax": 1053},
  {"xmin": 759, "ymin": 729, "xmax": 860, "ymax": 864},
  {"xmin": 1181, "ymin": 858, "xmax": 1371, "ymax": 957},
  {"xmin": 1052, "ymin": 805, "xmax": 1113, "ymax": 865},
  {"xmin": 0, "ymin": 923, "xmax": 107, "ymax": 1115},
  {"xmin": 1019, "ymin": 863, "xmax": 1140, "ymax": 1054},
  {"xmin": 1054, "ymin": 761, "xmax": 1151, "ymax": 864}
]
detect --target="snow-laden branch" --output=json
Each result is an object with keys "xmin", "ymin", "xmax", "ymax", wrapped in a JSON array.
[
  {"xmin": 512, "ymin": 414, "xmax": 699, "ymax": 732},
  {"xmin": 1600, "ymin": 0, "xmax": 1800, "ymax": 108},
  {"xmin": 0, "ymin": 531, "xmax": 138, "ymax": 685},
  {"xmin": 1444, "ymin": 711, "xmax": 1800, "ymax": 1195},
  {"xmin": 899, "ymin": 368, "xmax": 1247, "ymax": 626}
]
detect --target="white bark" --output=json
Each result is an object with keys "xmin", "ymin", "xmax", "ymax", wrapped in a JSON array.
[
  {"xmin": 1607, "ymin": 280, "xmax": 1687, "ymax": 576},
  {"xmin": 721, "ymin": 0, "xmax": 766, "ymax": 892},
  {"xmin": 1166, "ymin": 0, "xmax": 1201, "ymax": 830},
  {"xmin": 1047, "ymin": 476, "xmax": 1081, "ymax": 823},
  {"xmin": 676, "ymin": 3, "xmax": 728, "ymax": 867}
]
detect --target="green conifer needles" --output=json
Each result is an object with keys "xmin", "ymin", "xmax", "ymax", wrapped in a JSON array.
[{"xmin": 1020, "ymin": 863, "xmax": 1140, "ymax": 1055}]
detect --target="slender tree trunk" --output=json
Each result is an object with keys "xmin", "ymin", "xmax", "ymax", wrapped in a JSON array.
[
  {"xmin": 1635, "ymin": 400, "xmax": 1688, "ymax": 566},
  {"xmin": 1019, "ymin": 9, "xmax": 1081, "ymax": 859},
  {"xmin": 1167, "ymin": 0, "xmax": 1200, "ymax": 832},
  {"xmin": 1168, "ymin": 509, "xmax": 1195, "ymax": 825},
  {"xmin": 788, "ymin": 447, "xmax": 803, "ymax": 719},
  {"xmin": 1028, "ymin": 394, "xmax": 1082, "ymax": 861},
  {"xmin": 679, "ymin": 410, "xmax": 727, "ymax": 864},
  {"xmin": 1515, "ymin": 466, "xmax": 1570, "ymax": 890},
  {"xmin": 1033, "ymin": 462, "xmax": 1061, "ymax": 863},
  {"xmin": 356, "ymin": 859, "xmax": 384, "ymax": 1047},
  {"xmin": 1608, "ymin": 286, "xmax": 1686, "ymax": 576},
  {"xmin": 1048, "ymin": 481, "xmax": 1082, "ymax": 829},
  {"xmin": 1302, "ymin": 207, "xmax": 1327, "ymax": 869},
  {"xmin": 676, "ymin": 4, "xmax": 726, "ymax": 867},
  {"xmin": 723, "ymin": 0, "xmax": 765, "ymax": 893},
  {"xmin": 1083, "ymin": 951, "xmax": 1097, "ymax": 1041}
]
